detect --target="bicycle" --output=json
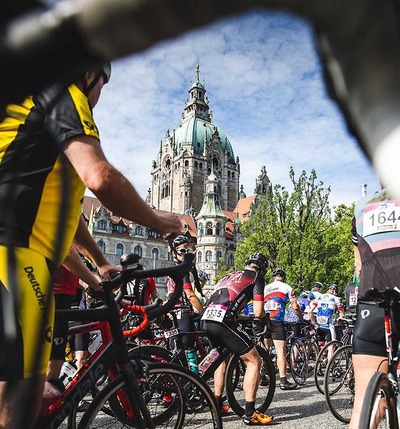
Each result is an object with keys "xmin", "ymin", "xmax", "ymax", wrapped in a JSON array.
[
  {"xmin": 314, "ymin": 317, "xmax": 355, "ymax": 394},
  {"xmin": 359, "ymin": 288, "xmax": 400, "ymax": 429},
  {"xmin": 323, "ymin": 344, "xmax": 354, "ymax": 424},
  {"xmin": 36, "ymin": 253, "xmax": 222, "ymax": 429},
  {"xmin": 131, "ymin": 309, "xmax": 276, "ymax": 417}
]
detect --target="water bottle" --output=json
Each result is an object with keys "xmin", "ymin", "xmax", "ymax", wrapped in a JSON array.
[
  {"xmin": 59, "ymin": 360, "xmax": 78, "ymax": 387},
  {"xmin": 186, "ymin": 349, "xmax": 199, "ymax": 374},
  {"xmin": 199, "ymin": 348, "xmax": 220, "ymax": 373}
]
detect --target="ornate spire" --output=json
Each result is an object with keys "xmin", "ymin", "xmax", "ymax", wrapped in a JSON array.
[
  {"xmin": 196, "ymin": 171, "xmax": 226, "ymax": 219},
  {"xmin": 182, "ymin": 65, "xmax": 211, "ymax": 123}
]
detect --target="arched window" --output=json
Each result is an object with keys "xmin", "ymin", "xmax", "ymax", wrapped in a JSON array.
[
  {"xmin": 184, "ymin": 160, "xmax": 189, "ymax": 168},
  {"xmin": 195, "ymin": 161, "xmax": 198, "ymax": 168},
  {"xmin": 216, "ymin": 251, "xmax": 222, "ymax": 262},
  {"xmin": 152, "ymin": 248, "xmax": 159, "ymax": 260},
  {"xmin": 97, "ymin": 240, "xmax": 105, "ymax": 253},
  {"xmin": 135, "ymin": 226, "xmax": 143, "ymax": 236},
  {"xmin": 216, "ymin": 223, "xmax": 221, "ymax": 236},
  {"xmin": 232, "ymin": 172, "xmax": 235, "ymax": 179},
  {"xmin": 228, "ymin": 171, "xmax": 231, "ymax": 179},
  {"xmin": 197, "ymin": 251, "xmax": 202, "ymax": 263},
  {"xmin": 116, "ymin": 243, "xmax": 124, "ymax": 256},
  {"xmin": 227, "ymin": 254, "xmax": 234, "ymax": 267},
  {"xmin": 134, "ymin": 245, "xmax": 142, "ymax": 257},
  {"xmin": 206, "ymin": 250, "xmax": 212, "ymax": 262},
  {"xmin": 206, "ymin": 222, "xmax": 213, "ymax": 236},
  {"xmin": 199, "ymin": 163, "xmax": 203, "ymax": 169},
  {"xmin": 98, "ymin": 220, "xmax": 106, "ymax": 230}
]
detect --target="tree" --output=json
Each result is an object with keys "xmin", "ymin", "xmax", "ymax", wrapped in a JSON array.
[{"xmin": 235, "ymin": 168, "xmax": 353, "ymax": 294}]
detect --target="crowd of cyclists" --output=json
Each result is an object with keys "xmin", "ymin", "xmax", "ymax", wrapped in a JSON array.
[{"xmin": 1, "ymin": 50, "xmax": 400, "ymax": 429}]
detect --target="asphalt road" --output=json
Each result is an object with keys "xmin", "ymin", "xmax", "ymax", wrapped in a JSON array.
[{"xmin": 60, "ymin": 374, "xmax": 350, "ymax": 429}]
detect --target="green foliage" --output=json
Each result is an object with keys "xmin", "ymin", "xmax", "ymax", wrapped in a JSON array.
[{"xmin": 235, "ymin": 168, "xmax": 354, "ymax": 296}]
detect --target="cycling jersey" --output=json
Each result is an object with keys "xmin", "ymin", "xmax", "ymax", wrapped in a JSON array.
[
  {"xmin": 311, "ymin": 293, "xmax": 343, "ymax": 329},
  {"xmin": 352, "ymin": 189, "xmax": 400, "ymax": 298},
  {"xmin": 166, "ymin": 272, "xmax": 193, "ymax": 310},
  {"xmin": 53, "ymin": 265, "xmax": 80, "ymax": 296},
  {"xmin": 345, "ymin": 282, "xmax": 357, "ymax": 314},
  {"xmin": 203, "ymin": 270, "xmax": 265, "ymax": 320},
  {"xmin": 264, "ymin": 280, "xmax": 295, "ymax": 322},
  {"xmin": 126, "ymin": 277, "xmax": 156, "ymax": 306},
  {"xmin": 0, "ymin": 84, "xmax": 99, "ymax": 264},
  {"xmin": 0, "ymin": 84, "xmax": 98, "ymax": 380},
  {"xmin": 284, "ymin": 297, "xmax": 308, "ymax": 324}
]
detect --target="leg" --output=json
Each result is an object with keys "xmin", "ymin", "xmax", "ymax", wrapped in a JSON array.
[
  {"xmin": 273, "ymin": 339, "xmax": 287, "ymax": 379},
  {"xmin": 349, "ymin": 355, "xmax": 388, "ymax": 429},
  {"xmin": 240, "ymin": 347, "xmax": 261, "ymax": 402}
]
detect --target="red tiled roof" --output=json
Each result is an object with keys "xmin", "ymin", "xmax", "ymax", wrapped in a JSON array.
[{"xmin": 233, "ymin": 195, "xmax": 256, "ymax": 223}]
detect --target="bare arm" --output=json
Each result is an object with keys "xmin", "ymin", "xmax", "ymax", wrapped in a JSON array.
[
  {"xmin": 184, "ymin": 288, "xmax": 203, "ymax": 313},
  {"xmin": 291, "ymin": 300, "xmax": 304, "ymax": 322},
  {"xmin": 73, "ymin": 216, "xmax": 118, "ymax": 279},
  {"xmin": 64, "ymin": 136, "xmax": 182, "ymax": 236},
  {"xmin": 354, "ymin": 245, "xmax": 361, "ymax": 282},
  {"xmin": 253, "ymin": 300, "xmax": 265, "ymax": 319},
  {"xmin": 63, "ymin": 246, "xmax": 102, "ymax": 291}
]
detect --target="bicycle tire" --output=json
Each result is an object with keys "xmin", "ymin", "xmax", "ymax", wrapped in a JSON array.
[
  {"xmin": 359, "ymin": 371, "xmax": 398, "ymax": 429},
  {"xmin": 314, "ymin": 340, "xmax": 342, "ymax": 394},
  {"xmin": 289, "ymin": 339, "xmax": 308, "ymax": 385},
  {"xmin": 324, "ymin": 345, "xmax": 354, "ymax": 424},
  {"xmin": 78, "ymin": 362, "xmax": 222, "ymax": 429},
  {"xmin": 225, "ymin": 344, "xmax": 275, "ymax": 417}
]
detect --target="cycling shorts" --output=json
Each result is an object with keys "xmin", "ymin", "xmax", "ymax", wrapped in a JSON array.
[
  {"xmin": 353, "ymin": 302, "xmax": 400, "ymax": 357},
  {"xmin": 0, "ymin": 246, "xmax": 55, "ymax": 380},
  {"xmin": 200, "ymin": 320, "xmax": 253, "ymax": 356},
  {"xmin": 175, "ymin": 312, "xmax": 196, "ymax": 349},
  {"xmin": 317, "ymin": 327, "xmax": 334, "ymax": 342},
  {"xmin": 265, "ymin": 321, "xmax": 286, "ymax": 341}
]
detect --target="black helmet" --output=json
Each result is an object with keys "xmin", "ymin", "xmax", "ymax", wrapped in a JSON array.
[
  {"xmin": 329, "ymin": 283, "xmax": 339, "ymax": 293},
  {"xmin": 272, "ymin": 268, "xmax": 286, "ymax": 280},
  {"xmin": 120, "ymin": 252, "xmax": 141, "ymax": 268},
  {"xmin": 171, "ymin": 235, "xmax": 190, "ymax": 250},
  {"xmin": 245, "ymin": 253, "xmax": 268, "ymax": 272},
  {"xmin": 197, "ymin": 270, "xmax": 209, "ymax": 283},
  {"xmin": 312, "ymin": 282, "xmax": 323, "ymax": 291}
]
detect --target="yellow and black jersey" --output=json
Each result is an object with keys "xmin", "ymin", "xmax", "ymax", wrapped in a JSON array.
[{"xmin": 0, "ymin": 84, "xmax": 99, "ymax": 263}]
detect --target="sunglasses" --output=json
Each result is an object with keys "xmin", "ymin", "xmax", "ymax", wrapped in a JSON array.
[{"xmin": 176, "ymin": 248, "xmax": 190, "ymax": 255}]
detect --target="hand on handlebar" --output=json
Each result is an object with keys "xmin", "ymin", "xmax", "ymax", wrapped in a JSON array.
[{"xmin": 153, "ymin": 212, "xmax": 182, "ymax": 239}]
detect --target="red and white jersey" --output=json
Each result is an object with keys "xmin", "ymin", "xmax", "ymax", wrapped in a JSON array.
[{"xmin": 264, "ymin": 280, "xmax": 295, "ymax": 322}]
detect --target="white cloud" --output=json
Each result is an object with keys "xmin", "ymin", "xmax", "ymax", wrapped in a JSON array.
[{"xmin": 93, "ymin": 10, "xmax": 378, "ymax": 210}]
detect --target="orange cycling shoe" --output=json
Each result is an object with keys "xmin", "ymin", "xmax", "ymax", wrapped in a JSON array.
[
  {"xmin": 243, "ymin": 411, "xmax": 274, "ymax": 425},
  {"xmin": 221, "ymin": 403, "xmax": 229, "ymax": 415}
]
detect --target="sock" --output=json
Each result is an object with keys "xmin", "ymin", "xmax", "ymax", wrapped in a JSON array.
[
  {"xmin": 215, "ymin": 396, "xmax": 223, "ymax": 408},
  {"xmin": 280, "ymin": 376, "xmax": 287, "ymax": 385},
  {"xmin": 245, "ymin": 401, "xmax": 255, "ymax": 417}
]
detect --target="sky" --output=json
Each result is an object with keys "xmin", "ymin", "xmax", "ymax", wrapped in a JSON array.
[{"xmin": 92, "ymin": 10, "xmax": 379, "ymax": 209}]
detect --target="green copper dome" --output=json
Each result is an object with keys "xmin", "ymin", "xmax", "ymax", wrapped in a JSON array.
[{"xmin": 173, "ymin": 117, "xmax": 235, "ymax": 164}]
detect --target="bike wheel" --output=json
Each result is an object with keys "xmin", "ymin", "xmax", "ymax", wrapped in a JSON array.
[
  {"xmin": 289, "ymin": 339, "xmax": 308, "ymax": 385},
  {"xmin": 324, "ymin": 345, "xmax": 354, "ymax": 424},
  {"xmin": 78, "ymin": 363, "xmax": 222, "ymax": 429},
  {"xmin": 359, "ymin": 371, "xmax": 398, "ymax": 429},
  {"xmin": 225, "ymin": 345, "xmax": 275, "ymax": 417},
  {"xmin": 314, "ymin": 340, "xmax": 342, "ymax": 394}
]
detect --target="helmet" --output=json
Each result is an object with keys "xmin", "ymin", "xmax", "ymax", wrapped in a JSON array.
[
  {"xmin": 329, "ymin": 283, "xmax": 339, "ymax": 293},
  {"xmin": 300, "ymin": 290, "xmax": 310, "ymax": 298},
  {"xmin": 197, "ymin": 270, "xmax": 209, "ymax": 283},
  {"xmin": 171, "ymin": 235, "xmax": 190, "ymax": 250},
  {"xmin": 308, "ymin": 292, "xmax": 316, "ymax": 300},
  {"xmin": 245, "ymin": 253, "xmax": 268, "ymax": 272},
  {"xmin": 272, "ymin": 268, "xmax": 286, "ymax": 280},
  {"xmin": 312, "ymin": 282, "xmax": 323, "ymax": 291},
  {"xmin": 101, "ymin": 62, "xmax": 111, "ymax": 84},
  {"xmin": 120, "ymin": 252, "xmax": 141, "ymax": 268}
]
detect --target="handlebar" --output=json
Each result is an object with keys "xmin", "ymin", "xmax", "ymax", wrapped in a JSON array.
[{"xmin": 102, "ymin": 252, "xmax": 194, "ymax": 320}]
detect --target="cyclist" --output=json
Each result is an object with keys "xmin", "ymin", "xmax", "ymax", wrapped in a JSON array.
[
  {"xmin": 201, "ymin": 253, "xmax": 273, "ymax": 425},
  {"xmin": 264, "ymin": 268, "xmax": 303, "ymax": 390},
  {"xmin": 344, "ymin": 272, "xmax": 358, "ymax": 315},
  {"xmin": 284, "ymin": 290, "xmax": 310, "ymax": 336},
  {"xmin": 310, "ymin": 284, "xmax": 345, "ymax": 343},
  {"xmin": 349, "ymin": 188, "xmax": 400, "ymax": 429},
  {"xmin": 0, "ymin": 62, "xmax": 182, "ymax": 428},
  {"xmin": 166, "ymin": 235, "xmax": 203, "ymax": 373}
]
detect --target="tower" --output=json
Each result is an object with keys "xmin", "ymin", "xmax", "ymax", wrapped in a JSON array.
[{"xmin": 150, "ymin": 65, "xmax": 240, "ymax": 215}]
